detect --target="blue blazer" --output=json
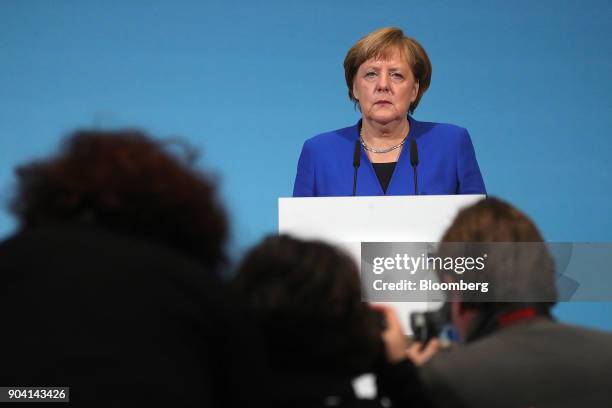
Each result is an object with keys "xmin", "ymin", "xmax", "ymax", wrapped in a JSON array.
[{"xmin": 293, "ymin": 117, "xmax": 486, "ymax": 197}]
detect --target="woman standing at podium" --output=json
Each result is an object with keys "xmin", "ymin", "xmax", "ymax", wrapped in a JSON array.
[{"xmin": 293, "ymin": 27, "xmax": 486, "ymax": 197}]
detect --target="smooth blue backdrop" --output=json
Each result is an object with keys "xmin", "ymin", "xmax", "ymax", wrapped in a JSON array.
[{"xmin": 1, "ymin": 0, "xmax": 611, "ymax": 329}]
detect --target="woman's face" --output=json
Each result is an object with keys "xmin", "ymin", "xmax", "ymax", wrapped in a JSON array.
[{"xmin": 352, "ymin": 47, "xmax": 419, "ymax": 125}]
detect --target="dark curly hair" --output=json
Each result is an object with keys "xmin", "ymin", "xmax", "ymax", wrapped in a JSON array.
[
  {"xmin": 232, "ymin": 235, "xmax": 383, "ymax": 375},
  {"xmin": 10, "ymin": 129, "xmax": 228, "ymax": 271}
]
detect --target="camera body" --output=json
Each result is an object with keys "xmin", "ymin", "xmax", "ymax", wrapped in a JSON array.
[{"xmin": 410, "ymin": 303, "xmax": 451, "ymax": 343}]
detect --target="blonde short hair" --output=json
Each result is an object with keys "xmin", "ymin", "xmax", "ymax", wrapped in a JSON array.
[{"xmin": 343, "ymin": 27, "xmax": 432, "ymax": 114}]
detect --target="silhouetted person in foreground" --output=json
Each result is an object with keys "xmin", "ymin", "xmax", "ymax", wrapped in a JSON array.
[
  {"xmin": 0, "ymin": 130, "xmax": 263, "ymax": 407},
  {"xmin": 419, "ymin": 197, "xmax": 612, "ymax": 408},
  {"xmin": 232, "ymin": 235, "xmax": 433, "ymax": 408}
]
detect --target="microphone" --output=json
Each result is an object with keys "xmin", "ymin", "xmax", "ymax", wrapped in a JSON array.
[
  {"xmin": 353, "ymin": 140, "xmax": 361, "ymax": 196},
  {"xmin": 410, "ymin": 138, "xmax": 419, "ymax": 195}
]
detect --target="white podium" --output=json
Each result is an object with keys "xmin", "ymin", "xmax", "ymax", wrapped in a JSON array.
[{"xmin": 278, "ymin": 194, "xmax": 485, "ymax": 334}]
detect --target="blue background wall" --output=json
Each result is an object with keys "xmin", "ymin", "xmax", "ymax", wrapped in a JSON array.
[{"xmin": 2, "ymin": 0, "xmax": 611, "ymax": 329}]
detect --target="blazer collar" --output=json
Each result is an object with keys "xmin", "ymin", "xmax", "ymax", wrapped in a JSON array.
[{"xmin": 352, "ymin": 115, "xmax": 419, "ymax": 140}]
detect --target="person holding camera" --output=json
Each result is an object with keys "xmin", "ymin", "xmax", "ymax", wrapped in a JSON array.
[
  {"xmin": 417, "ymin": 198, "xmax": 612, "ymax": 408},
  {"xmin": 232, "ymin": 235, "xmax": 437, "ymax": 407}
]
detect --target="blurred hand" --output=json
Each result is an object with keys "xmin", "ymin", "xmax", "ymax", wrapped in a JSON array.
[
  {"xmin": 406, "ymin": 338, "xmax": 441, "ymax": 366},
  {"xmin": 369, "ymin": 303, "xmax": 409, "ymax": 363}
]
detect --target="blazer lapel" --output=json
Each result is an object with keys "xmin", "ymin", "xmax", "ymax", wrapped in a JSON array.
[{"xmin": 378, "ymin": 116, "xmax": 419, "ymax": 196}]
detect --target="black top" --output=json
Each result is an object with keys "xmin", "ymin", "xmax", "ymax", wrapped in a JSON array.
[
  {"xmin": 372, "ymin": 162, "xmax": 397, "ymax": 194},
  {"xmin": 270, "ymin": 358, "xmax": 433, "ymax": 407},
  {"xmin": 0, "ymin": 223, "xmax": 267, "ymax": 407}
]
